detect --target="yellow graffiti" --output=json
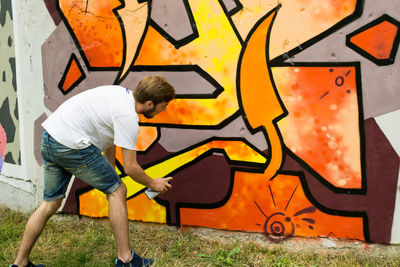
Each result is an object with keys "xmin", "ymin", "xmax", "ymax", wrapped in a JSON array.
[
  {"xmin": 123, "ymin": 140, "xmax": 266, "ymax": 199},
  {"xmin": 79, "ymin": 139, "xmax": 267, "ymax": 219},
  {"xmin": 135, "ymin": 0, "xmax": 242, "ymax": 126}
]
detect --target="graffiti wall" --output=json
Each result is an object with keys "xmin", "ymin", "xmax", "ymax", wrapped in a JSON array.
[
  {"xmin": 7, "ymin": 0, "xmax": 395, "ymax": 244},
  {"xmin": 0, "ymin": 0, "xmax": 20, "ymax": 169}
]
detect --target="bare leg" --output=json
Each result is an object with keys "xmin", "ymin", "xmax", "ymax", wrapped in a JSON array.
[
  {"xmin": 108, "ymin": 183, "xmax": 132, "ymax": 263},
  {"xmin": 14, "ymin": 199, "xmax": 62, "ymax": 266}
]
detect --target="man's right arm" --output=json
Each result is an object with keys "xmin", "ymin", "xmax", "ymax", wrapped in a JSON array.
[{"xmin": 120, "ymin": 147, "xmax": 172, "ymax": 192}]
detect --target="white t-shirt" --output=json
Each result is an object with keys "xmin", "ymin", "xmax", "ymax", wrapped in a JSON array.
[{"xmin": 42, "ymin": 85, "xmax": 139, "ymax": 151}]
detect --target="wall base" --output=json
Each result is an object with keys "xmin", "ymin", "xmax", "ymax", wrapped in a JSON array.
[{"xmin": 0, "ymin": 179, "xmax": 38, "ymax": 212}]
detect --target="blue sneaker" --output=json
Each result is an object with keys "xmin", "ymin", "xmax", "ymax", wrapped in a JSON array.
[
  {"xmin": 9, "ymin": 261, "xmax": 45, "ymax": 267},
  {"xmin": 115, "ymin": 250, "xmax": 154, "ymax": 267}
]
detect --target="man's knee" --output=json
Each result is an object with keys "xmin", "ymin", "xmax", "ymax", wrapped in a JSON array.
[
  {"xmin": 42, "ymin": 198, "xmax": 63, "ymax": 216},
  {"xmin": 108, "ymin": 182, "xmax": 127, "ymax": 199}
]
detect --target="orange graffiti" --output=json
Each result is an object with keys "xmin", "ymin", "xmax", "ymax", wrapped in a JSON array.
[
  {"xmin": 275, "ymin": 66, "xmax": 362, "ymax": 188},
  {"xmin": 181, "ymin": 173, "xmax": 365, "ymax": 240},
  {"xmin": 59, "ymin": 0, "xmax": 124, "ymax": 67},
  {"xmin": 239, "ymin": 9, "xmax": 283, "ymax": 179},
  {"xmin": 60, "ymin": 56, "xmax": 84, "ymax": 92},
  {"xmin": 232, "ymin": 0, "xmax": 357, "ymax": 59},
  {"xmin": 350, "ymin": 20, "xmax": 398, "ymax": 59}
]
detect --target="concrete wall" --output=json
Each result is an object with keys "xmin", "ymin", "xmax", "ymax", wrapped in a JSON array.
[
  {"xmin": 0, "ymin": 0, "xmax": 51, "ymax": 211},
  {"xmin": 0, "ymin": 0, "xmax": 399, "ymax": 244}
]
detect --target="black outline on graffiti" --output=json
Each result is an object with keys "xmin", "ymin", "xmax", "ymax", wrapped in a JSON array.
[
  {"xmin": 218, "ymin": 0, "xmax": 244, "ymax": 45},
  {"xmin": 149, "ymin": 0, "xmax": 199, "ymax": 49},
  {"xmin": 113, "ymin": 0, "xmax": 136, "ymax": 83},
  {"xmin": 55, "ymin": 1, "xmax": 118, "ymax": 72},
  {"xmin": 144, "ymin": 0, "xmax": 245, "ymax": 48},
  {"xmin": 222, "ymin": 0, "xmax": 243, "ymax": 16},
  {"xmin": 346, "ymin": 14, "xmax": 400, "ymax": 66},
  {"xmin": 236, "ymin": 5, "xmax": 287, "ymax": 177},
  {"xmin": 128, "ymin": 65, "xmax": 224, "ymax": 99},
  {"xmin": 270, "ymin": 0, "xmax": 365, "ymax": 66},
  {"xmin": 58, "ymin": 53, "xmax": 86, "ymax": 95},
  {"xmin": 114, "ymin": 0, "xmax": 199, "ymax": 83}
]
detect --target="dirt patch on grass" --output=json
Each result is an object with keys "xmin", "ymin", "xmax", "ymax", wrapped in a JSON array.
[
  {"xmin": 104, "ymin": 216, "xmax": 400, "ymax": 259},
  {"xmin": 182, "ymin": 226, "xmax": 400, "ymax": 258}
]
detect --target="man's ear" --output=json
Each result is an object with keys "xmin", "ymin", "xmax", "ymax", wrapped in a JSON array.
[{"xmin": 144, "ymin": 100, "xmax": 154, "ymax": 109}]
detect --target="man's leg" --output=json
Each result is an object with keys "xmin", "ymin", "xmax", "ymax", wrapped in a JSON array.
[
  {"xmin": 13, "ymin": 199, "xmax": 63, "ymax": 266},
  {"xmin": 108, "ymin": 182, "xmax": 132, "ymax": 263}
]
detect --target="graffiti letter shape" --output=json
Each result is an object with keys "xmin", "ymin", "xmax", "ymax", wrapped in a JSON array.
[{"xmin": 238, "ymin": 6, "xmax": 286, "ymax": 180}]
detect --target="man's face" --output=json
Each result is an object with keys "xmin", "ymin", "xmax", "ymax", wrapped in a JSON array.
[{"xmin": 142, "ymin": 101, "xmax": 169, "ymax": 119}]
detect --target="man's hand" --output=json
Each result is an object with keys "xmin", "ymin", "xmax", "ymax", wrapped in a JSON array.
[
  {"xmin": 121, "ymin": 147, "xmax": 173, "ymax": 192},
  {"xmin": 149, "ymin": 177, "xmax": 173, "ymax": 193}
]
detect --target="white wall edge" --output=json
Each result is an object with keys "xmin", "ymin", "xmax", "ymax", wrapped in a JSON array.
[
  {"xmin": 390, "ymin": 168, "xmax": 400, "ymax": 244},
  {"xmin": 374, "ymin": 111, "xmax": 400, "ymax": 243},
  {"xmin": 375, "ymin": 110, "xmax": 400, "ymax": 157},
  {"xmin": 1, "ymin": 162, "xmax": 25, "ymax": 179},
  {"xmin": 10, "ymin": 0, "xmax": 56, "ymax": 191}
]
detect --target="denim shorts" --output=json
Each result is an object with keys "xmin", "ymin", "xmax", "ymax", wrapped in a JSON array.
[{"xmin": 41, "ymin": 130, "xmax": 121, "ymax": 201}]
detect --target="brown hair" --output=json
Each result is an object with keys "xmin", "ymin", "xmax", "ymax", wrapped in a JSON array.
[{"xmin": 133, "ymin": 75, "xmax": 175, "ymax": 104}]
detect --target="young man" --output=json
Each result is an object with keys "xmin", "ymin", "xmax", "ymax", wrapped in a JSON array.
[{"xmin": 11, "ymin": 75, "xmax": 175, "ymax": 267}]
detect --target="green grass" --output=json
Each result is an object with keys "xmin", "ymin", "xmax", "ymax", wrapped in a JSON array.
[{"xmin": 1, "ymin": 206, "xmax": 400, "ymax": 266}]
